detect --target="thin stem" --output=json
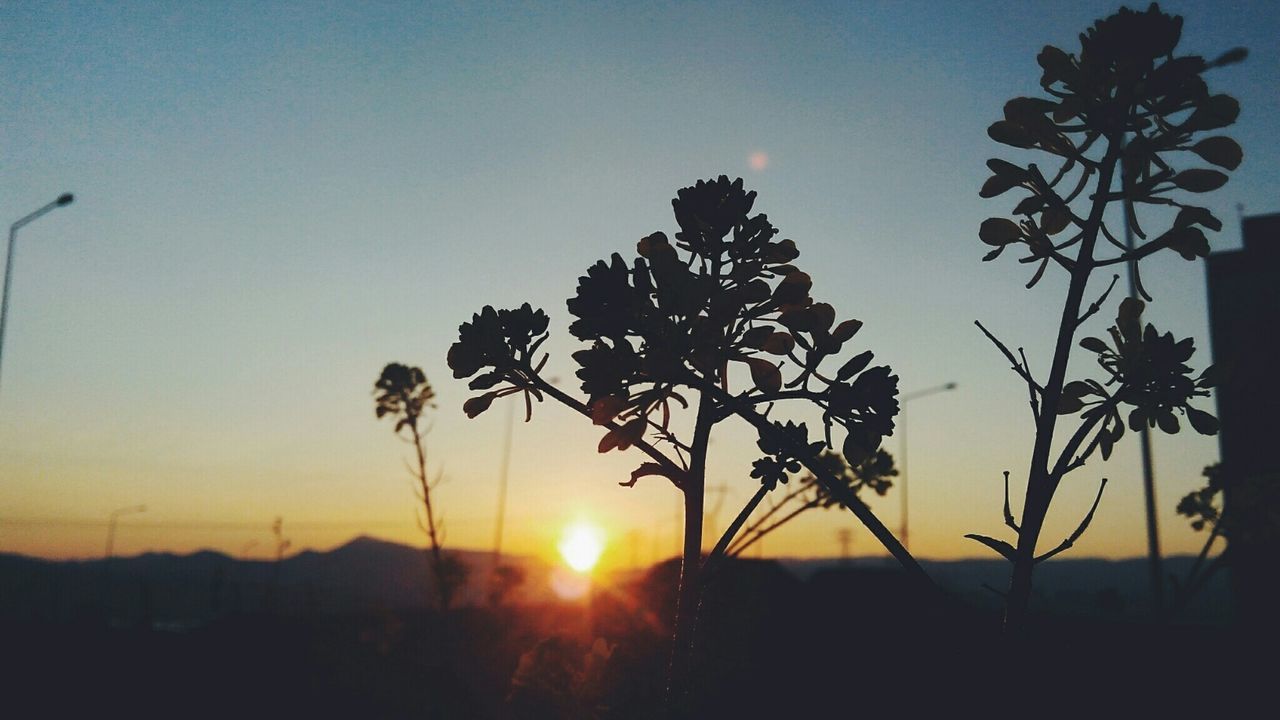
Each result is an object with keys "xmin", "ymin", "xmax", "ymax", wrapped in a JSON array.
[
  {"xmin": 729, "ymin": 501, "xmax": 817, "ymax": 558},
  {"xmin": 704, "ymin": 484, "xmax": 769, "ymax": 571}
]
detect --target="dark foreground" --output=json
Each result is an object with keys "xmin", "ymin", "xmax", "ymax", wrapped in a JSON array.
[{"xmin": 1, "ymin": 561, "xmax": 1268, "ymax": 718}]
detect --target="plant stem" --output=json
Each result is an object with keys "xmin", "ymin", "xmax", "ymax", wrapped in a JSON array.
[
  {"xmin": 412, "ymin": 423, "xmax": 449, "ymax": 610},
  {"xmin": 705, "ymin": 484, "xmax": 769, "ymax": 569},
  {"xmin": 1004, "ymin": 147, "xmax": 1120, "ymax": 633},
  {"xmin": 666, "ymin": 391, "xmax": 712, "ymax": 714}
]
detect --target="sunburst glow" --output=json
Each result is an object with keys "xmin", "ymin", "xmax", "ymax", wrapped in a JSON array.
[{"xmin": 558, "ymin": 521, "xmax": 605, "ymax": 573}]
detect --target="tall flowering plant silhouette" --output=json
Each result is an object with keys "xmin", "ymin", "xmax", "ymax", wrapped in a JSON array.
[
  {"xmin": 972, "ymin": 3, "xmax": 1243, "ymax": 631},
  {"xmin": 374, "ymin": 363, "xmax": 466, "ymax": 609},
  {"xmin": 449, "ymin": 176, "xmax": 922, "ymax": 703}
]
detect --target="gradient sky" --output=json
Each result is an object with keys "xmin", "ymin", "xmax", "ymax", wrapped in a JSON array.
[{"xmin": 3, "ymin": 1, "xmax": 1278, "ymax": 566}]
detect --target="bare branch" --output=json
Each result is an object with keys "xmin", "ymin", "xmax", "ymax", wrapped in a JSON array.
[
  {"xmin": 1002, "ymin": 471, "xmax": 1020, "ymax": 533},
  {"xmin": 1035, "ymin": 477, "xmax": 1108, "ymax": 563},
  {"xmin": 976, "ymin": 321, "xmax": 1040, "ymax": 390},
  {"xmin": 525, "ymin": 369, "xmax": 687, "ymax": 486},
  {"xmin": 1076, "ymin": 274, "xmax": 1120, "ymax": 328},
  {"xmin": 704, "ymin": 484, "xmax": 769, "ymax": 573}
]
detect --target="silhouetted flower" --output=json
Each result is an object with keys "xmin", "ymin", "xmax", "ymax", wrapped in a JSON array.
[
  {"xmin": 374, "ymin": 363, "xmax": 435, "ymax": 434},
  {"xmin": 1079, "ymin": 298, "xmax": 1217, "ymax": 434},
  {"xmin": 672, "ymin": 175, "xmax": 756, "ymax": 258}
]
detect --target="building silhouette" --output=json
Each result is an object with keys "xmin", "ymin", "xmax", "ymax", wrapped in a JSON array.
[{"xmin": 1205, "ymin": 212, "xmax": 1280, "ymax": 632}]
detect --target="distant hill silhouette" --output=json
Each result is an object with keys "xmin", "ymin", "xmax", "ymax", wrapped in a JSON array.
[
  {"xmin": 0, "ymin": 536, "xmax": 555, "ymax": 625},
  {"xmin": 0, "ymin": 538, "xmax": 1230, "ymax": 626}
]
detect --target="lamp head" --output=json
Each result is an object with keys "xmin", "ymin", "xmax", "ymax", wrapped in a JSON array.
[{"xmin": 56, "ymin": 193, "xmax": 74, "ymax": 207}]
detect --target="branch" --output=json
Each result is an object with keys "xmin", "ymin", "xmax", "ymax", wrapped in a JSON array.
[
  {"xmin": 523, "ymin": 369, "xmax": 688, "ymax": 486},
  {"xmin": 724, "ymin": 481, "xmax": 812, "ymax": 555},
  {"xmin": 711, "ymin": 388, "xmax": 828, "ymax": 421},
  {"xmin": 1002, "ymin": 471, "xmax": 1020, "ymax": 533},
  {"xmin": 703, "ymin": 484, "xmax": 769, "ymax": 573},
  {"xmin": 1050, "ymin": 395, "xmax": 1120, "ymax": 481},
  {"xmin": 729, "ymin": 502, "xmax": 816, "ymax": 558},
  {"xmin": 1034, "ymin": 477, "xmax": 1108, "ymax": 563},
  {"xmin": 691, "ymin": 377, "xmax": 936, "ymax": 590},
  {"xmin": 1076, "ymin": 274, "xmax": 1120, "ymax": 328},
  {"xmin": 976, "ymin": 320, "xmax": 1042, "ymax": 419}
]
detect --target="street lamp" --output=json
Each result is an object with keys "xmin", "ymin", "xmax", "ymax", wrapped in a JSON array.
[
  {"xmin": 105, "ymin": 504, "xmax": 147, "ymax": 559},
  {"xmin": 1, "ymin": 193, "xmax": 75, "ymax": 396},
  {"xmin": 898, "ymin": 382, "xmax": 957, "ymax": 553}
]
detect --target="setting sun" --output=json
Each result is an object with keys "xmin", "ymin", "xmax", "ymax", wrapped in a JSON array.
[{"xmin": 558, "ymin": 521, "xmax": 605, "ymax": 573}]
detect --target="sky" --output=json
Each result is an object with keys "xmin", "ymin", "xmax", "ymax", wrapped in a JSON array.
[{"xmin": 2, "ymin": 0, "xmax": 1278, "ymax": 567}]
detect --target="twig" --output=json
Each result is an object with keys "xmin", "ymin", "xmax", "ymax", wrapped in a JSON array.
[
  {"xmin": 1076, "ymin": 274, "xmax": 1120, "ymax": 328},
  {"xmin": 1034, "ymin": 477, "xmax": 1108, "ymax": 563},
  {"xmin": 703, "ymin": 484, "xmax": 769, "ymax": 573},
  {"xmin": 1002, "ymin": 471, "xmax": 1020, "ymax": 533}
]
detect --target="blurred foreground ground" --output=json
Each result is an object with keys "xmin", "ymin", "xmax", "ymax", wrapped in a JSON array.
[{"xmin": 0, "ymin": 551, "xmax": 1267, "ymax": 718}]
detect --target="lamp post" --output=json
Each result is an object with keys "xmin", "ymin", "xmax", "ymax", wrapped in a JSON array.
[
  {"xmin": 105, "ymin": 504, "xmax": 147, "ymax": 559},
  {"xmin": 1, "ymin": 193, "xmax": 75, "ymax": 396},
  {"xmin": 898, "ymin": 382, "xmax": 957, "ymax": 554},
  {"xmin": 102, "ymin": 504, "xmax": 145, "ymax": 621}
]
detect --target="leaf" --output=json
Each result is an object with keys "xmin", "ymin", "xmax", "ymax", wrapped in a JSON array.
[
  {"xmin": 979, "ymin": 218, "xmax": 1022, "ymax": 246},
  {"xmin": 1041, "ymin": 206, "xmax": 1070, "ymax": 235},
  {"xmin": 1057, "ymin": 395, "xmax": 1084, "ymax": 415},
  {"xmin": 986, "ymin": 158, "xmax": 1029, "ymax": 181},
  {"xmin": 831, "ymin": 319, "xmax": 863, "ymax": 343},
  {"xmin": 1186, "ymin": 406, "xmax": 1220, "ymax": 435},
  {"xmin": 1079, "ymin": 337, "xmax": 1109, "ymax": 353},
  {"xmin": 1163, "ymin": 226, "xmax": 1210, "ymax": 261},
  {"xmin": 636, "ymin": 232, "xmax": 672, "ymax": 258},
  {"xmin": 741, "ymin": 326, "xmax": 773, "ymax": 349},
  {"xmin": 598, "ymin": 417, "xmax": 646, "ymax": 453},
  {"xmin": 1172, "ymin": 169, "xmax": 1229, "ymax": 193},
  {"xmin": 1174, "ymin": 206, "xmax": 1223, "ymax": 232},
  {"xmin": 965, "ymin": 534, "xmax": 1015, "ymax": 561},
  {"xmin": 1190, "ymin": 136, "xmax": 1243, "ymax": 171},
  {"xmin": 842, "ymin": 433, "xmax": 871, "ymax": 466},
  {"xmin": 809, "ymin": 303, "xmax": 836, "ymax": 332},
  {"xmin": 468, "ymin": 371, "xmax": 504, "ymax": 390},
  {"xmin": 1183, "ymin": 94, "xmax": 1240, "ymax": 132},
  {"xmin": 980, "ymin": 173, "xmax": 1020, "ymax": 198},
  {"xmin": 988, "ymin": 121, "xmax": 1035, "ymax": 149},
  {"xmin": 1099, "ymin": 432, "xmax": 1114, "ymax": 461},
  {"xmin": 1117, "ymin": 297, "xmax": 1144, "ymax": 342},
  {"xmin": 1037, "ymin": 45, "xmax": 1074, "ymax": 85},
  {"xmin": 589, "ymin": 395, "xmax": 628, "ymax": 426},
  {"xmin": 762, "ymin": 332, "xmax": 795, "ymax": 355},
  {"xmin": 463, "ymin": 393, "xmax": 496, "ymax": 419},
  {"xmin": 747, "ymin": 357, "xmax": 782, "ymax": 394},
  {"xmin": 836, "ymin": 350, "xmax": 874, "ymax": 381},
  {"xmin": 621, "ymin": 462, "xmax": 682, "ymax": 488},
  {"xmin": 1209, "ymin": 47, "xmax": 1248, "ymax": 67}
]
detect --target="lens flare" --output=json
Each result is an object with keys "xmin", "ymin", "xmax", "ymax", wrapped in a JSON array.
[{"xmin": 558, "ymin": 521, "xmax": 605, "ymax": 573}]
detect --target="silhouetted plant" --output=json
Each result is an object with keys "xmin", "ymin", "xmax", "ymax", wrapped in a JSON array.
[
  {"xmin": 374, "ymin": 362, "xmax": 458, "ymax": 609},
  {"xmin": 266, "ymin": 516, "xmax": 290, "ymax": 612},
  {"xmin": 1173, "ymin": 463, "xmax": 1280, "ymax": 610},
  {"xmin": 971, "ymin": 3, "xmax": 1243, "ymax": 631},
  {"xmin": 449, "ymin": 176, "xmax": 924, "ymax": 706},
  {"xmin": 716, "ymin": 449, "xmax": 896, "ymax": 559},
  {"xmin": 489, "ymin": 563, "xmax": 526, "ymax": 606}
]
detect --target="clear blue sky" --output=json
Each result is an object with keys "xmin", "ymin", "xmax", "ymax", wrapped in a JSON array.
[{"xmin": 2, "ymin": 1, "xmax": 1278, "ymax": 563}]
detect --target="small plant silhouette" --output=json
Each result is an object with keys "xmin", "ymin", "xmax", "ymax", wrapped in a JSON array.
[
  {"xmin": 971, "ymin": 3, "xmax": 1243, "ymax": 631},
  {"xmin": 374, "ymin": 362, "xmax": 462, "ymax": 609},
  {"xmin": 449, "ymin": 176, "xmax": 922, "ymax": 705}
]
